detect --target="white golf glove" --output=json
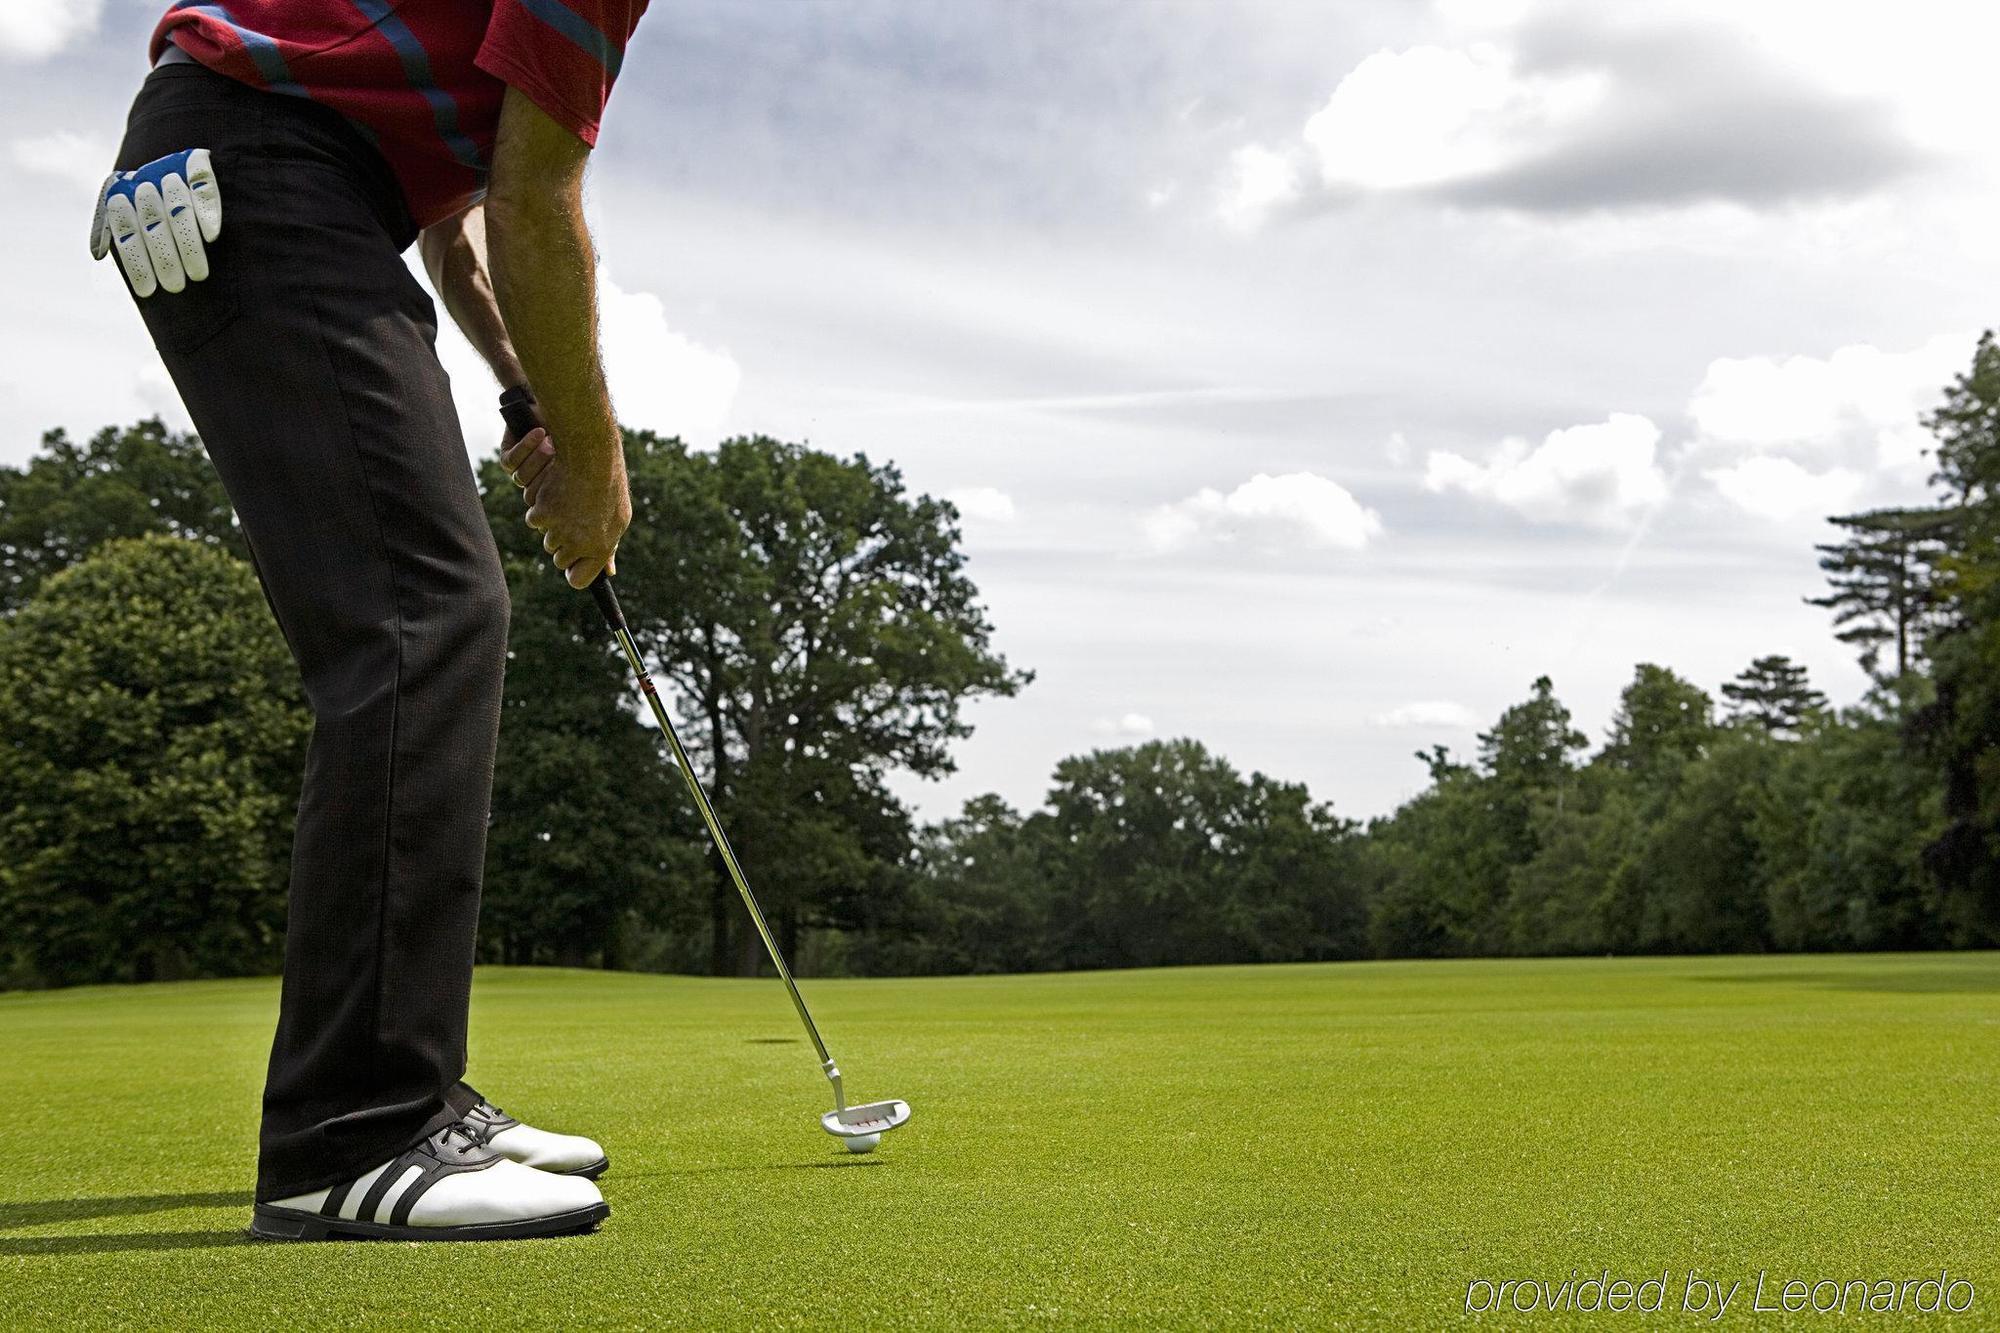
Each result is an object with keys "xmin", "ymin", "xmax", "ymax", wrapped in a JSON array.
[{"xmin": 90, "ymin": 148, "xmax": 222, "ymax": 298}]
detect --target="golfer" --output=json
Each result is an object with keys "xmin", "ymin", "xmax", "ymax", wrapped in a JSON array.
[{"xmin": 92, "ymin": 0, "xmax": 646, "ymax": 1241}]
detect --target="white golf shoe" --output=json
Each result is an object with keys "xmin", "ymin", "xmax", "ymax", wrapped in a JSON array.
[
  {"xmin": 462, "ymin": 1098, "xmax": 611, "ymax": 1178},
  {"xmin": 251, "ymin": 1120, "xmax": 608, "ymax": 1242}
]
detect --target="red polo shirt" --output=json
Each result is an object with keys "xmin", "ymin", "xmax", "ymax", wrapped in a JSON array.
[{"xmin": 150, "ymin": 0, "xmax": 648, "ymax": 228}]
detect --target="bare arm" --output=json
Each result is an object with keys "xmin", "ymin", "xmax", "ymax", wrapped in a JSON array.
[
  {"xmin": 419, "ymin": 205, "xmax": 526, "ymax": 390},
  {"xmin": 485, "ymin": 87, "xmax": 620, "ymax": 478},
  {"xmin": 480, "ymin": 85, "xmax": 631, "ymax": 587}
]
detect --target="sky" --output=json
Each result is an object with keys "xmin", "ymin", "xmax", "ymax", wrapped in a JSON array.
[{"xmin": 4, "ymin": 0, "xmax": 1999, "ymax": 825}]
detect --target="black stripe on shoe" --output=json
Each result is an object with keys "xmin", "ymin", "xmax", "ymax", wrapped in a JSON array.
[
  {"xmin": 355, "ymin": 1153, "xmax": 419, "ymax": 1224},
  {"xmin": 388, "ymin": 1157, "xmax": 460, "ymax": 1227},
  {"xmin": 319, "ymin": 1177, "xmax": 356, "ymax": 1220}
]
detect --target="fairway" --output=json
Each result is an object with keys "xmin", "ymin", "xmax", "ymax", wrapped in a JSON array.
[{"xmin": 3, "ymin": 955, "xmax": 1998, "ymax": 1328}]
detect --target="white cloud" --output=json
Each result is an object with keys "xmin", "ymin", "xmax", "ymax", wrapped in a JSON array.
[
  {"xmin": 946, "ymin": 486, "xmax": 1016, "ymax": 522},
  {"xmin": 428, "ymin": 262, "xmax": 741, "ymax": 455},
  {"xmin": 1219, "ymin": 4, "xmax": 1930, "ymax": 229},
  {"xmin": 433, "ymin": 314, "xmax": 508, "ymax": 455},
  {"xmin": 598, "ymin": 269, "xmax": 741, "ymax": 443},
  {"xmin": 1144, "ymin": 471, "xmax": 1383, "ymax": 552},
  {"xmin": 1301, "ymin": 44, "xmax": 1604, "ymax": 193},
  {"xmin": 1703, "ymin": 456, "xmax": 1865, "ymax": 522},
  {"xmin": 1686, "ymin": 334, "xmax": 1972, "ymax": 518},
  {"xmin": 1689, "ymin": 334, "xmax": 1969, "ymax": 470},
  {"xmin": 1424, "ymin": 413, "xmax": 1668, "ymax": 527},
  {"xmin": 1218, "ymin": 144, "xmax": 1300, "ymax": 232},
  {"xmin": 1874, "ymin": 422, "xmax": 1936, "ymax": 473},
  {"xmin": 1374, "ymin": 700, "xmax": 1480, "ymax": 729},
  {"xmin": 12, "ymin": 131, "xmax": 112, "ymax": 190},
  {"xmin": 0, "ymin": 2, "xmax": 102, "ymax": 60},
  {"xmin": 1091, "ymin": 713, "xmax": 1156, "ymax": 738},
  {"xmin": 1219, "ymin": 40, "xmax": 1606, "ymax": 228}
]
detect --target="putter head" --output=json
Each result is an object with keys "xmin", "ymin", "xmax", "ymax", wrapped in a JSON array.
[{"xmin": 821, "ymin": 1099, "xmax": 911, "ymax": 1140}]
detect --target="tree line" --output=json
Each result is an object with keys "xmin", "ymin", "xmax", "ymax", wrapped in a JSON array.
[{"xmin": 3, "ymin": 333, "xmax": 1998, "ymax": 985}]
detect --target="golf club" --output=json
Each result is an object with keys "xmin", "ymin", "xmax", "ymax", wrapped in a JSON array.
[{"xmin": 500, "ymin": 386, "xmax": 911, "ymax": 1153}]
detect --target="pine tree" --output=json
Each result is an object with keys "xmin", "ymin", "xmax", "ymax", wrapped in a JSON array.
[
  {"xmin": 1807, "ymin": 508, "xmax": 1954, "ymax": 680},
  {"xmin": 1722, "ymin": 655, "xmax": 1827, "ymax": 737}
]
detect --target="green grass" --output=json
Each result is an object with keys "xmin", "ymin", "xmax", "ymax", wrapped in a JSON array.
[{"xmin": 3, "ymin": 955, "xmax": 1998, "ymax": 1329}]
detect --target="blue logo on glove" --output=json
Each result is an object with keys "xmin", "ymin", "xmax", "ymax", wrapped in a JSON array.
[{"xmin": 91, "ymin": 148, "xmax": 223, "ymax": 298}]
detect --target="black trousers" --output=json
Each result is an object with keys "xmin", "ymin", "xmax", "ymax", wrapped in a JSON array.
[{"xmin": 117, "ymin": 63, "xmax": 503, "ymax": 1201}]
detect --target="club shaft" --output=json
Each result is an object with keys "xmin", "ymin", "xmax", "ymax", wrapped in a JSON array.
[{"xmin": 607, "ymin": 625, "xmax": 836, "ymax": 1069}]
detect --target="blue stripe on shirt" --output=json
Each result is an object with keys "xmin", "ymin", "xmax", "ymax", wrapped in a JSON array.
[
  {"xmin": 348, "ymin": 0, "xmax": 489, "ymax": 175},
  {"xmin": 516, "ymin": 0, "xmax": 623, "ymax": 77},
  {"xmin": 169, "ymin": 1, "xmax": 309, "ymax": 99}
]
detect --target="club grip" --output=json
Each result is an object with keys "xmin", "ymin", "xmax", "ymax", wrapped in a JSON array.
[
  {"xmin": 590, "ymin": 576, "xmax": 626, "ymax": 630},
  {"xmin": 498, "ymin": 384, "xmax": 541, "ymax": 441},
  {"xmin": 497, "ymin": 386, "xmax": 627, "ymax": 631}
]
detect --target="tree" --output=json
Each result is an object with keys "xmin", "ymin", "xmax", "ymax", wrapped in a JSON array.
[
  {"xmin": 857, "ymin": 795, "xmax": 1059, "ymax": 976},
  {"xmin": 857, "ymin": 741, "xmax": 1371, "ymax": 975},
  {"xmin": 1472, "ymin": 677, "xmax": 1587, "ymax": 926},
  {"xmin": 0, "ymin": 419, "xmax": 241, "ymax": 614},
  {"xmin": 1480, "ymin": 668, "xmax": 1584, "ymax": 844},
  {"xmin": 1755, "ymin": 695, "xmax": 1944, "ymax": 951},
  {"xmin": 1356, "ymin": 681, "xmax": 1589, "ymax": 958},
  {"xmin": 0, "ymin": 535, "xmax": 308, "ymax": 985},
  {"xmin": 1722, "ymin": 655, "xmax": 1826, "ymax": 737},
  {"xmin": 1035, "ymin": 740, "xmax": 1366, "ymax": 969},
  {"xmin": 1622, "ymin": 727, "xmax": 1774, "ymax": 953},
  {"xmin": 1917, "ymin": 330, "xmax": 2000, "ymax": 939},
  {"xmin": 477, "ymin": 458, "xmax": 708, "ymax": 969},
  {"xmin": 1928, "ymin": 329, "xmax": 2000, "ymax": 510},
  {"xmin": 1502, "ymin": 766, "xmax": 1642, "ymax": 954},
  {"xmin": 1479, "ymin": 676, "xmax": 1587, "ymax": 792},
  {"xmin": 1367, "ymin": 756, "xmax": 1511, "ymax": 957},
  {"xmin": 488, "ymin": 429, "xmax": 1028, "ymax": 974},
  {"xmin": 1603, "ymin": 664, "xmax": 1715, "ymax": 777},
  {"xmin": 1808, "ymin": 508, "xmax": 1953, "ymax": 680}
]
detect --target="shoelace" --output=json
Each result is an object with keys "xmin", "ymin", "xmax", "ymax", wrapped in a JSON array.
[
  {"xmin": 456, "ymin": 1103, "xmax": 510, "ymax": 1147},
  {"xmin": 438, "ymin": 1119, "xmax": 483, "ymax": 1152}
]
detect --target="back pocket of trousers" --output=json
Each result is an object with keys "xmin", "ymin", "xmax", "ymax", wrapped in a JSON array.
[
  {"xmin": 117, "ymin": 118, "xmax": 255, "ymax": 356},
  {"xmin": 138, "ymin": 232, "xmax": 242, "ymax": 354}
]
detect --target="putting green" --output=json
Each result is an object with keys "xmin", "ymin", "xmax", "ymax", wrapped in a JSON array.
[{"xmin": 3, "ymin": 955, "xmax": 1997, "ymax": 1328}]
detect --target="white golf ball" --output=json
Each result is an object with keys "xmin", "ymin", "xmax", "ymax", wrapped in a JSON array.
[{"xmin": 844, "ymin": 1132, "xmax": 881, "ymax": 1154}]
